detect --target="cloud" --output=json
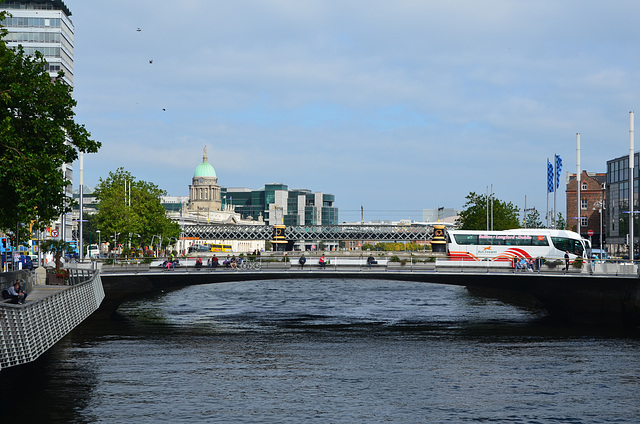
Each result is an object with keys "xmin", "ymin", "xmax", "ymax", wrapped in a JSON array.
[{"xmin": 68, "ymin": 0, "xmax": 640, "ymax": 220}]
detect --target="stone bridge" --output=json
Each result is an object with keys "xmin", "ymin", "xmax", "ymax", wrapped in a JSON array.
[{"xmin": 99, "ymin": 268, "xmax": 640, "ymax": 327}]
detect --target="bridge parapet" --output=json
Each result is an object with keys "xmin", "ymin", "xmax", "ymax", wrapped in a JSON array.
[{"xmin": 0, "ymin": 270, "xmax": 104, "ymax": 370}]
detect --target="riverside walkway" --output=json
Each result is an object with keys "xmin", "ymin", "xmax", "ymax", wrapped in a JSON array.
[{"xmin": 0, "ymin": 266, "xmax": 104, "ymax": 371}]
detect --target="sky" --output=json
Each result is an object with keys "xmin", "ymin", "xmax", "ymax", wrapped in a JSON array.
[{"xmin": 64, "ymin": 1, "xmax": 640, "ymax": 222}]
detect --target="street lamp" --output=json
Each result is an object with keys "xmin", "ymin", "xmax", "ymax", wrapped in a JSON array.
[
  {"xmin": 96, "ymin": 230, "xmax": 101, "ymax": 258},
  {"xmin": 593, "ymin": 201, "xmax": 604, "ymax": 254},
  {"xmin": 113, "ymin": 232, "xmax": 120, "ymax": 257}
]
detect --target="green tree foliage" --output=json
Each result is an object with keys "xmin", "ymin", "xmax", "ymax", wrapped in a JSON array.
[
  {"xmin": 366, "ymin": 242, "xmax": 423, "ymax": 251},
  {"xmin": 523, "ymin": 209, "xmax": 544, "ymax": 228},
  {"xmin": 456, "ymin": 192, "xmax": 520, "ymax": 230},
  {"xmin": 93, "ymin": 168, "xmax": 180, "ymax": 251},
  {"xmin": 41, "ymin": 238, "xmax": 74, "ymax": 271},
  {"xmin": 555, "ymin": 212, "xmax": 566, "ymax": 230},
  {"xmin": 0, "ymin": 19, "xmax": 100, "ymax": 231}
]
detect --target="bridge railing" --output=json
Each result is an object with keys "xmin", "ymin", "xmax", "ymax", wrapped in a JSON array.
[
  {"xmin": 0, "ymin": 269, "xmax": 105, "ymax": 370},
  {"xmin": 94, "ymin": 255, "xmax": 638, "ymax": 276}
]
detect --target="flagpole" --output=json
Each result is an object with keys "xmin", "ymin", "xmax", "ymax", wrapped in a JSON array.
[
  {"xmin": 629, "ymin": 111, "xmax": 634, "ymax": 261},
  {"xmin": 546, "ymin": 158, "xmax": 550, "ymax": 228},
  {"xmin": 554, "ymin": 154, "xmax": 558, "ymax": 229},
  {"xmin": 577, "ymin": 134, "xmax": 581, "ymax": 237}
]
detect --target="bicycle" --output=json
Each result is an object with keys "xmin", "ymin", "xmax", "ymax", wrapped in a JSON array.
[{"xmin": 238, "ymin": 260, "xmax": 261, "ymax": 270}]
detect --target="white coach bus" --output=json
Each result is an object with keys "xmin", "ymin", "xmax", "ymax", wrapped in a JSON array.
[{"xmin": 446, "ymin": 229, "xmax": 587, "ymax": 262}]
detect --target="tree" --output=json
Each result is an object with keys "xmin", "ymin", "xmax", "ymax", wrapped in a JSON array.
[
  {"xmin": 41, "ymin": 238, "xmax": 74, "ymax": 272},
  {"xmin": 555, "ymin": 212, "xmax": 566, "ymax": 230},
  {"xmin": 523, "ymin": 209, "xmax": 544, "ymax": 228},
  {"xmin": 93, "ymin": 168, "xmax": 180, "ymax": 254},
  {"xmin": 456, "ymin": 192, "xmax": 520, "ymax": 230},
  {"xmin": 0, "ymin": 19, "xmax": 100, "ymax": 233}
]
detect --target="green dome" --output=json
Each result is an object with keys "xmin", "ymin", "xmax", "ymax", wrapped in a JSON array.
[
  {"xmin": 194, "ymin": 161, "xmax": 216, "ymax": 178},
  {"xmin": 194, "ymin": 146, "xmax": 217, "ymax": 178}
]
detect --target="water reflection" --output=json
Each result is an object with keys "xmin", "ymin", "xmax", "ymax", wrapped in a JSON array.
[{"xmin": 1, "ymin": 279, "xmax": 638, "ymax": 423}]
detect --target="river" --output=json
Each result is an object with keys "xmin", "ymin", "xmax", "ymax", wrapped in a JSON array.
[{"xmin": 2, "ymin": 278, "xmax": 639, "ymax": 423}]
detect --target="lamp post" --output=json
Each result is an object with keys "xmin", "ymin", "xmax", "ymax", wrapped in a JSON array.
[
  {"xmin": 113, "ymin": 232, "xmax": 120, "ymax": 258},
  {"xmin": 593, "ymin": 200, "xmax": 604, "ymax": 254},
  {"xmin": 96, "ymin": 230, "xmax": 101, "ymax": 258},
  {"xmin": 151, "ymin": 235, "xmax": 157, "ymax": 257}
]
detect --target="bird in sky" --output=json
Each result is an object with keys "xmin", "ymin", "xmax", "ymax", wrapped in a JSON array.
[
  {"xmin": 149, "ymin": 60, "xmax": 153, "ymax": 64},
  {"xmin": 137, "ymin": 28, "xmax": 141, "ymax": 32}
]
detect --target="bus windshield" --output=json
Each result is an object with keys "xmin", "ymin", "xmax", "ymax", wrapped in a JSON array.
[{"xmin": 550, "ymin": 237, "xmax": 584, "ymax": 257}]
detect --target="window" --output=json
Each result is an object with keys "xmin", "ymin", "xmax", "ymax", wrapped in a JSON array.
[
  {"xmin": 582, "ymin": 182, "xmax": 588, "ymax": 190},
  {"xmin": 581, "ymin": 199, "xmax": 588, "ymax": 210},
  {"xmin": 551, "ymin": 237, "xmax": 585, "ymax": 256},
  {"xmin": 581, "ymin": 217, "xmax": 588, "ymax": 227},
  {"xmin": 453, "ymin": 234, "xmax": 478, "ymax": 245}
]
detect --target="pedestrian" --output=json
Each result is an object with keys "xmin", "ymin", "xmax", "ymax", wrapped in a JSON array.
[
  {"xmin": 299, "ymin": 254, "xmax": 306, "ymax": 269},
  {"xmin": 7, "ymin": 279, "xmax": 27, "ymax": 304},
  {"xmin": 367, "ymin": 254, "xmax": 375, "ymax": 269},
  {"xmin": 564, "ymin": 251, "xmax": 570, "ymax": 271}
]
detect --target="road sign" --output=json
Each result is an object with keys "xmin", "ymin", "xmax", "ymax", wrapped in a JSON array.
[
  {"xmin": 51, "ymin": 229, "xmax": 59, "ymax": 238},
  {"xmin": 588, "ymin": 230, "xmax": 594, "ymax": 236}
]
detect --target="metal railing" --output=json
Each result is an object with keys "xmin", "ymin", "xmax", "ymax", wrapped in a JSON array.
[
  {"xmin": 0, "ymin": 269, "xmax": 105, "ymax": 370},
  {"xmin": 95, "ymin": 255, "xmax": 639, "ymax": 276}
]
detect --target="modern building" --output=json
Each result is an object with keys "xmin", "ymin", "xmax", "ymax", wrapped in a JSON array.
[
  {"xmin": 565, "ymin": 171, "xmax": 606, "ymax": 249},
  {"xmin": 1, "ymin": 0, "xmax": 75, "ymax": 240},
  {"xmin": 605, "ymin": 153, "xmax": 639, "ymax": 256},
  {"xmin": 224, "ymin": 183, "xmax": 339, "ymax": 227}
]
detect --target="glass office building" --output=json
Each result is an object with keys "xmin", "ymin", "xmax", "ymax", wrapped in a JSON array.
[
  {"xmin": 606, "ymin": 153, "xmax": 639, "ymax": 255},
  {"xmin": 1, "ymin": 0, "xmax": 74, "ymax": 86},
  {"xmin": 224, "ymin": 184, "xmax": 338, "ymax": 226}
]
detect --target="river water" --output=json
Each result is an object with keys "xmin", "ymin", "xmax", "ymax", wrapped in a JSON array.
[{"xmin": 2, "ymin": 278, "xmax": 640, "ymax": 423}]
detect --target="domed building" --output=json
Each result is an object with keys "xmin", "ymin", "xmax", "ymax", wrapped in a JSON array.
[{"xmin": 188, "ymin": 146, "xmax": 222, "ymax": 212}]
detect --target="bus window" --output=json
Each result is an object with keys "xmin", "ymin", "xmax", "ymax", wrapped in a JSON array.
[
  {"xmin": 513, "ymin": 235, "xmax": 532, "ymax": 246},
  {"xmin": 454, "ymin": 234, "xmax": 478, "ymax": 245},
  {"xmin": 492, "ymin": 235, "xmax": 506, "ymax": 245},
  {"xmin": 531, "ymin": 235, "xmax": 549, "ymax": 246}
]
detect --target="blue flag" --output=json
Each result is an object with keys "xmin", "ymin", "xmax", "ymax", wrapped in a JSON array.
[
  {"xmin": 547, "ymin": 160, "xmax": 554, "ymax": 193},
  {"xmin": 555, "ymin": 155, "xmax": 562, "ymax": 189}
]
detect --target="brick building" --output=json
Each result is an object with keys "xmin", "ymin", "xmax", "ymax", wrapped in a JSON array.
[{"xmin": 566, "ymin": 171, "xmax": 606, "ymax": 249}]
